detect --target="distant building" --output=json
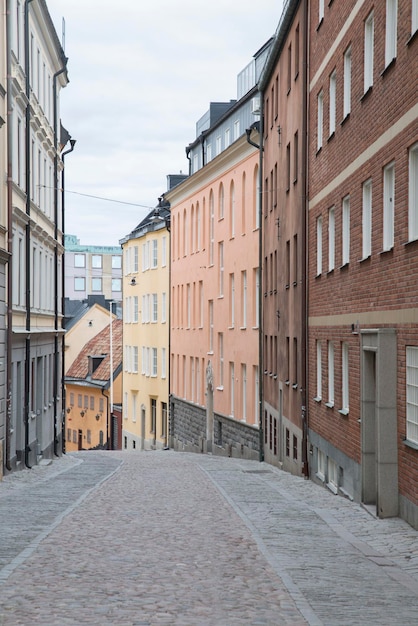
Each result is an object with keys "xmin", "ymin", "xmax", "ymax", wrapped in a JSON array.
[
  {"xmin": 0, "ymin": 1, "xmax": 7, "ymax": 477},
  {"xmin": 64, "ymin": 234, "xmax": 122, "ymax": 302},
  {"xmin": 119, "ymin": 197, "xmax": 172, "ymax": 451},
  {"xmin": 65, "ymin": 319, "xmax": 122, "ymax": 451}
]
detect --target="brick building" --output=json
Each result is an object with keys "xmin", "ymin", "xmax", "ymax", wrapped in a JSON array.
[
  {"xmin": 259, "ymin": 0, "xmax": 308, "ymax": 475},
  {"xmin": 307, "ymin": 0, "xmax": 418, "ymax": 528}
]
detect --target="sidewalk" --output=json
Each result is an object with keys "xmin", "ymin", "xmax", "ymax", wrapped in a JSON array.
[{"xmin": 0, "ymin": 450, "xmax": 417, "ymax": 625}]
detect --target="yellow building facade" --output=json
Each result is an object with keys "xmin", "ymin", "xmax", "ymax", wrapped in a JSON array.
[{"xmin": 120, "ymin": 203, "xmax": 170, "ymax": 450}]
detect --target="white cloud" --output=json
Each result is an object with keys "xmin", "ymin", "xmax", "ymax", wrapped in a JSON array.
[{"xmin": 47, "ymin": 0, "xmax": 283, "ymax": 245}]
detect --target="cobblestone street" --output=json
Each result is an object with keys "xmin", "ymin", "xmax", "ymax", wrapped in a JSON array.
[{"xmin": 0, "ymin": 450, "xmax": 417, "ymax": 625}]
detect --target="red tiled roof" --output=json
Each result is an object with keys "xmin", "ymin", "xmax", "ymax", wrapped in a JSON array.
[{"xmin": 66, "ymin": 319, "xmax": 123, "ymax": 383}]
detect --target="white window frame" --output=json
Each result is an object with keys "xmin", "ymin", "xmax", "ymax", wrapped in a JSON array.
[
  {"xmin": 364, "ymin": 12, "xmax": 374, "ymax": 93},
  {"xmin": 317, "ymin": 90, "xmax": 324, "ymax": 151},
  {"xmin": 74, "ymin": 253, "xmax": 85, "ymax": 268},
  {"xmin": 218, "ymin": 242, "xmax": 224, "ymax": 296},
  {"xmin": 218, "ymin": 333, "xmax": 224, "ymax": 389},
  {"xmin": 161, "ymin": 347, "xmax": 167, "ymax": 379},
  {"xmin": 341, "ymin": 342, "xmax": 349, "ymax": 414},
  {"xmin": 328, "ymin": 206, "xmax": 335, "ymax": 272},
  {"xmin": 406, "ymin": 346, "xmax": 418, "ymax": 444},
  {"xmin": 151, "ymin": 347, "xmax": 157, "ymax": 377},
  {"xmin": 241, "ymin": 363, "xmax": 247, "ymax": 422},
  {"xmin": 230, "ymin": 273, "xmax": 235, "ymax": 328},
  {"xmin": 408, "ymin": 143, "xmax": 418, "ymax": 241},
  {"xmin": 112, "ymin": 255, "xmax": 122, "ymax": 269},
  {"xmin": 316, "ymin": 215, "xmax": 323, "ymax": 275},
  {"xmin": 343, "ymin": 46, "xmax": 352, "ymax": 118},
  {"xmin": 230, "ymin": 362, "xmax": 235, "ymax": 417},
  {"xmin": 328, "ymin": 341, "xmax": 334, "ymax": 407},
  {"xmin": 151, "ymin": 239, "xmax": 158, "ymax": 268},
  {"xmin": 317, "ymin": 449, "xmax": 326, "ymax": 481},
  {"xmin": 362, "ymin": 179, "xmax": 373, "ymax": 259},
  {"xmin": 385, "ymin": 0, "xmax": 398, "ymax": 67},
  {"xmin": 329, "ymin": 70, "xmax": 336, "ymax": 136},
  {"xmin": 316, "ymin": 340, "xmax": 322, "ymax": 401},
  {"xmin": 152, "ymin": 293, "xmax": 158, "ymax": 322},
  {"xmin": 319, "ymin": 0, "xmax": 324, "ymax": 23},
  {"xmin": 383, "ymin": 161, "xmax": 395, "ymax": 251},
  {"xmin": 241, "ymin": 270, "xmax": 247, "ymax": 328},
  {"xmin": 91, "ymin": 277, "xmax": 102, "ymax": 292},
  {"xmin": 413, "ymin": 0, "xmax": 418, "ymax": 34},
  {"xmin": 91, "ymin": 254, "xmax": 102, "ymax": 269},
  {"xmin": 342, "ymin": 195, "xmax": 350, "ymax": 266},
  {"xmin": 161, "ymin": 292, "xmax": 167, "ymax": 323}
]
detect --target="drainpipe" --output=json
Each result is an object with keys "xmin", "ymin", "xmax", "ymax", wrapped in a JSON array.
[
  {"xmin": 24, "ymin": 0, "xmax": 34, "ymax": 469},
  {"xmin": 258, "ymin": 100, "xmax": 264, "ymax": 463},
  {"xmin": 101, "ymin": 388, "xmax": 109, "ymax": 449},
  {"xmin": 165, "ymin": 208, "xmax": 171, "ymax": 449},
  {"xmin": 301, "ymin": 0, "xmax": 309, "ymax": 477},
  {"xmin": 52, "ymin": 59, "xmax": 68, "ymax": 457},
  {"xmin": 5, "ymin": 0, "xmax": 13, "ymax": 471},
  {"xmin": 60, "ymin": 138, "xmax": 76, "ymax": 454}
]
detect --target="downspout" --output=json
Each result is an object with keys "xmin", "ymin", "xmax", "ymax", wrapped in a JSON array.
[
  {"xmin": 101, "ymin": 388, "xmax": 109, "ymax": 448},
  {"xmin": 24, "ymin": 0, "xmax": 34, "ymax": 469},
  {"xmin": 166, "ymin": 211, "xmax": 171, "ymax": 449},
  {"xmin": 52, "ymin": 59, "xmax": 68, "ymax": 457},
  {"xmin": 246, "ymin": 115, "xmax": 263, "ymax": 462},
  {"xmin": 60, "ymin": 138, "xmax": 76, "ymax": 454},
  {"xmin": 258, "ymin": 100, "xmax": 264, "ymax": 463},
  {"xmin": 5, "ymin": 0, "xmax": 13, "ymax": 471},
  {"xmin": 301, "ymin": 0, "xmax": 309, "ymax": 477},
  {"xmin": 185, "ymin": 146, "xmax": 191, "ymax": 176}
]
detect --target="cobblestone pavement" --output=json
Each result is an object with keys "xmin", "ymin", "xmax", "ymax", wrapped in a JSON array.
[{"xmin": 0, "ymin": 450, "xmax": 417, "ymax": 626}]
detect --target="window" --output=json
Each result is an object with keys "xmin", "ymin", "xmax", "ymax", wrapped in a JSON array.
[
  {"xmin": 241, "ymin": 364, "xmax": 247, "ymax": 422},
  {"xmin": 133, "ymin": 346, "xmax": 138, "ymax": 373},
  {"xmin": 385, "ymin": 0, "xmax": 398, "ymax": 67},
  {"xmin": 151, "ymin": 239, "xmax": 158, "ymax": 268},
  {"xmin": 241, "ymin": 270, "xmax": 247, "ymax": 328},
  {"xmin": 364, "ymin": 12, "xmax": 374, "ymax": 92},
  {"xmin": 230, "ymin": 362, "xmax": 235, "ymax": 417},
  {"xmin": 133, "ymin": 296, "xmax": 138, "ymax": 322},
  {"xmin": 151, "ymin": 348, "xmax": 157, "ymax": 377},
  {"xmin": 329, "ymin": 70, "xmax": 336, "ymax": 136},
  {"xmin": 254, "ymin": 268, "xmax": 260, "ymax": 328},
  {"xmin": 206, "ymin": 143, "xmax": 212, "ymax": 163},
  {"xmin": 74, "ymin": 277, "xmax": 85, "ymax": 291},
  {"xmin": 343, "ymin": 46, "xmax": 352, "ymax": 118},
  {"xmin": 92, "ymin": 254, "xmax": 102, "ymax": 268},
  {"xmin": 161, "ymin": 292, "xmax": 166, "ymax": 323},
  {"xmin": 316, "ymin": 340, "xmax": 322, "ymax": 400},
  {"xmin": 317, "ymin": 90, "xmax": 324, "ymax": 151},
  {"xmin": 328, "ymin": 341, "xmax": 334, "ymax": 406},
  {"xmin": 328, "ymin": 458, "xmax": 338, "ymax": 490},
  {"xmin": 151, "ymin": 399, "xmax": 156, "ymax": 433},
  {"xmin": 317, "ymin": 449, "xmax": 326, "ymax": 481},
  {"xmin": 161, "ymin": 347, "xmax": 167, "ymax": 379},
  {"xmin": 112, "ymin": 255, "xmax": 122, "ymax": 269},
  {"xmin": 218, "ymin": 333, "xmax": 224, "ymax": 388},
  {"xmin": 413, "ymin": 0, "xmax": 418, "ymax": 34},
  {"xmin": 161, "ymin": 402, "xmax": 167, "ymax": 438},
  {"xmin": 225, "ymin": 128, "xmax": 230, "ymax": 149},
  {"xmin": 293, "ymin": 132, "xmax": 298, "ymax": 184},
  {"xmin": 319, "ymin": 0, "xmax": 324, "ymax": 23},
  {"xmin": 216, "ymin": 136, "xmax": 221, "ymax": 156},
  {"xmin": 152, "ymin": 293, "xmax": 158, "ymax": 322},
  {"xmin": 209, "ymin": 192, "xmax": 214, "ymax": 265},
  {"xmin": 209, "ymin": 300, "xmax": 213, "ymax": 352},
  {"xmin": 316, "ymin": 216, "xmax": 323, "ymax": 275},
  {"xmin": 287, "ymin": 43, "xmax": 292, "ymax": 93},
  {"xmin": 341, "ymin": 342, "xmax": 349, "ymax": 413},
  {"xmin": 229, "ymin": 273, "xmax": 235, "ymax": 328},
  {"xmin": 295, "ymin": 24, "xmax": 300, "ymax": 78},
  {"xmin": 408, "ymin": 143, "xmax": 418, "ymax": 241},
  {"xmin": 286, "ymin": 143, "xmax": 291, "ymax": 191},
  {"xmin": 342, "ymin": 195, "xmax": 350, "ymax": 265},
  {"xmin": 362, "ymin": 179, "xmax": 373, "ymax": 258},
  {"xmin": 406, "ymin": 347, "xmax": 418, "ymax": 444},
  {"xmin": 112, "ymin": 278, "xmax": 121, "ymax": 292},
  {"xmin": 328, "ymin": 206, "xmax": 335, "ymax": 271},
  {"xmin": 234, "ymin": 120, "xmax": 240, "ymax": 140},
  {"xmin": 218, "ymin": 242, "xmax": 224, "ymax": 296},
  {"xmin": 383, "ymin": 161, "xmax": 395, "ymax": 251},
  {"xmin": 230, "ymin": 181, "xmax": 235, "ymax": 238},
  {"xmin": 74, "ymin": 254, "xmax": 85, "ymax": 268},
  {"xmin": 293, "ymin": 435, "xmax": 298, "ymax": 460},
  {"xmin": 92, "ymin": 277, "xmax": 102, "ymax": 292}
]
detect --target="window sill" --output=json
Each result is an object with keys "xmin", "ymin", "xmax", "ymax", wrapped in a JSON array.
[
  {"xmin": 359, "ymin": 255, "xmax": 371, "ymax": 263},
  {"xmin": 294, "ymin": 71, "xmax": 299, "ymax": 81},
  {"xmin": 217, "ymin": 295, "xmax": 224, "ymax": 300},
  {"xmin": 315, "ymin": 273, "xmax": 322, "ymax": 279},
  {"xmin": 207, "ymin": 351, "xmax": 214, "ymax": 356},
  {"xmin": 379, "ymin": 247, "xmax": 393, "ymax": 256},
  {"xmin": 360, "ymin": 86, "xmax": 373, "ymax": 102},
  {"xmin": 340, "ymin": 262, "xmax": 349, "ymax": 271},
  {"xmin": 327, "ymin": 268, "xmax": 335, "ymax": 276},
  {"xmin": 316, "ymin": 146, "xmax": 322, "ymax": 156},
  {"xmin": 340, "ymin": 113, "xmax": 350, "ymax": 126},
  {"xmin": 314, "ymin": 396, "xmax": 321, "ymax": 403},
  {"xmin": 327, "ymin": 131, "xmax": 335, "ymax": 143},
  {"xmin": 216, "ymin": 386, "xmax": 224, "ymax": 392},
  {"xmin": 240, "ymin": 326, "xmax": 247, "ymax": 331},
  {"xmin": 380, "ymin": 57, "xmax": 396, "ymax": 77},
  {"xmin": 228, "ymin": 325, "xmax": 235, "ymax": 330},
  {"xmin": 285, "ymin": 380, "xmax": 290, "ymax": 386},
  {"xmin": 316, "ymin": 471, "xmax": 325, "ymax": 483},
  {"xmin": 326, "ymin": 482, "xmax": 338, "ymax": 495},
  {"xmin": 403, "ymin": 438, "xmax": 418, "ymax": 451},
  {"xmin": 404, "ymin": 238, "xmax": 418, "ymax": 248},
  {"xmin": 338, "ymin": 408, "xmax": 349, "ymax": 416},
  {"xmin": 316, "ymin": 17, "xmax": 324, "ymax": 32},
  {"xmin": 407, "ymin": 29, "xmax": 418, "ymax": 46},
  {"xmin": 292, "ymin": 383, "xmax": 298, "ymax": 390},
  {"xmin": 325, "ymin": 401, "xmax": 334, "ymax": 408}
]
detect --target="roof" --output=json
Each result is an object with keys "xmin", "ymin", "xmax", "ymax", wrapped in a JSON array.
[{"xmin": 65, "ymin": 319, "xmax": 123, "ymax": 384}]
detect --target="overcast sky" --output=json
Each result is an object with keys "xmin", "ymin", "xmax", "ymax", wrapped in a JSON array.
[{"xmin": 46, "ymin": 0, "xmax": 284, "ymax": 247}]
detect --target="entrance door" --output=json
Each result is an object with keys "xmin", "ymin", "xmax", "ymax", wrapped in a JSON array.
[
  {"xmin": 78, "ymin": 429, "xmax": 83, "ymax": 451},
  {"xmin": 362, "ymin": 350, "xmax": 376, "ymax": 508}
]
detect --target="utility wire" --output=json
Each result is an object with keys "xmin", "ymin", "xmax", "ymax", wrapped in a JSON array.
[{"xmin": 41, "ymin": 185, "xmax": 155, "ymax": 209}]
